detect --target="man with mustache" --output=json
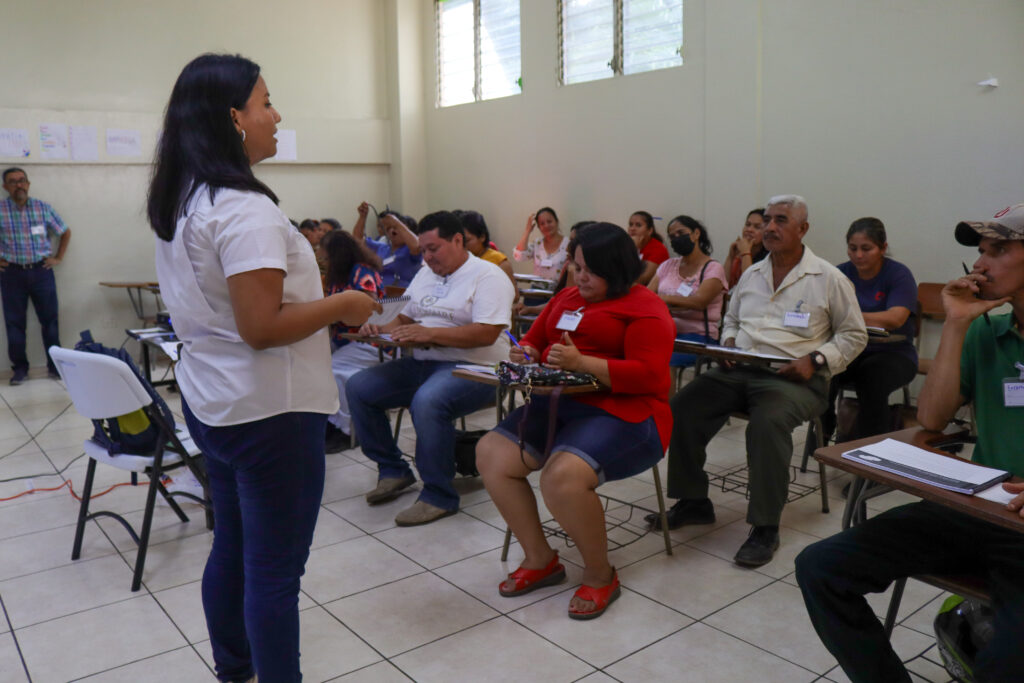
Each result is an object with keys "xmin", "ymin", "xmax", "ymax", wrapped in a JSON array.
[
  {"xmin": 0, "ymin": 167, "xmax": 71, "ymax": 385},
  {"xmin": 796, "ymin": 204, "xmax": 1024, "ymax": 682},
  {"xmin": 656, "ymin": 194, "xmax": 866, "ymax": 567}
]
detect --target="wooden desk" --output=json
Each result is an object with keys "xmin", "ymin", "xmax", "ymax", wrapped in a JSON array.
[
  {"xmin": 814, "ymin": 427, "xmax": 1024, "ymax": 533},
  {"xmin": 100, "ymin": 281, "xmax": 162, "ymax": 322},
  {"xmin": 518, "ymin": 287, "xmax": 555, "ymax": 300},
  {"xmin": 125, "ymin": 328, "xmax": 179, "ymax": 389},
  {"xmin": 513, "ymin": 274, "xmax": 555, "ymax": 287}
]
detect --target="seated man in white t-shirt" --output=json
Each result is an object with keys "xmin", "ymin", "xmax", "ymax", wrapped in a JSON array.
[{"xmin": 347, "ymin": 210, "xmax": 516, "ymax": 526}]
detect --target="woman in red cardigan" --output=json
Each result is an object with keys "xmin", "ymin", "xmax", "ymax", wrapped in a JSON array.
[{"xmin": 477, "ymin": 222, "xmax": 675, "ymax": 620}]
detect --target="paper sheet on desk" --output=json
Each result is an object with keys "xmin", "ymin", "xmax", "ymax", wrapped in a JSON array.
[
  {"xmin": 974, "ymin": 483, "xmax": 1018, "ymax": 505},
  {"xmin": 842, "ymin": 438, "xmax": 1011, "ymax": 494},
  {"xmin": 157, "ymin": 341, "xmax": 180, "ymax": 361},
  {"xmin": 456, "ymin": 364, "xmax": 497, "ymax": 375}
]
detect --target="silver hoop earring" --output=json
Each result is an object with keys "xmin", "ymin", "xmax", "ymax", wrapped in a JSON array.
[{"xmin": 240, "ymin": 129, "xmax": 247, "ymax": 142}]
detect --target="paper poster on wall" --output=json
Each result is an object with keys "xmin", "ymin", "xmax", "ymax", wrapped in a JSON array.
[
  {"xmin": 273, "ymin": 129, "xmax": 297, "ymax": 161},
  {"xmin": 106, "ymin": 128, "xmax": 142, "ymax": 157},
  {"xmin": 39, "ymin": 123, "xmax": 70, "ymax": 160},
  {"xmin": 0, "ymin": 128, "xmax": 31, "ymax": 158},
  {"xmin": 70, "ymin": 126, "xmax": 99, "ymax": 162}
]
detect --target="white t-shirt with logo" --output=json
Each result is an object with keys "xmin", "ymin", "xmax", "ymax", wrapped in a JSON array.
[
  {"xmin": 155, "ymin": 186, "xmax": 339, "ymax": 426},
  {"xmin": 401, "ymin": 253, "xmax": 514, "ymax": 365}
]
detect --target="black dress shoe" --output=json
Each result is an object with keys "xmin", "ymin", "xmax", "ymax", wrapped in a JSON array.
[
  {"xmin": 324, "ymin": 424, "xmax": 350, "ymax": 454},
  {"xmin": 645, "ymin": 498, "xmax": 715, "ymax": 530},
  {"xmin": 734, "ymin": 525, "xmax": 780, "ymax": 567}
]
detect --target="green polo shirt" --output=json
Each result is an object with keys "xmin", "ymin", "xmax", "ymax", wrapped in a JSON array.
[{"xmin": 960, "ymin": 312, "xmax": 1024, "ymax": 476}]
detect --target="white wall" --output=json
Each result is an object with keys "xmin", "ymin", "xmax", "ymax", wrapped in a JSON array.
[
  {"xmin": 0, "ymin": 0, "xmax": 392, "ymax": 366},
  {"xmin": 421, "ymin": 0, "xmax": 1024, "ymax": 291}
]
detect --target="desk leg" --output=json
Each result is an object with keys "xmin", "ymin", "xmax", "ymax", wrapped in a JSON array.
[
  {"xmin": 841, "ymin": 477, "xmax": 867, "ymax": 530},
  {"xmin": 141, "ymin": 343, "xmax": 153, "ymax": 384}
]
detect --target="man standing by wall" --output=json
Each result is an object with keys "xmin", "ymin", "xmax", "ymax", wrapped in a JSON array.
[{"xmin": 0, "ymin": 168, "xmax": 71, "ymax": 384}]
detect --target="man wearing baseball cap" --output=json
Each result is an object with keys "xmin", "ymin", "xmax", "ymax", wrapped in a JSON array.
[{"xmin": 795, "ymin": 204, "xmax": 1024, "ymax": 682}]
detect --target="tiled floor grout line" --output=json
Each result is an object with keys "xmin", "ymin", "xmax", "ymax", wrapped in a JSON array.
[{"xmin": 0, "ymin": 591, "xmax": 32, "ymax": 682}]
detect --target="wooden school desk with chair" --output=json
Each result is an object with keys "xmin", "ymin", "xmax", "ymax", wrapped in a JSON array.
[{"xmin": 813, "ymin": 426, "xmax": 1023, "ymax": 636}]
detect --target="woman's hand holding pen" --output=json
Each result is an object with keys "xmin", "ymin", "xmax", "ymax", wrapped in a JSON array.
[{"xmin": 509, "ymin": 342, "xmax": 539, "ymax": 365}]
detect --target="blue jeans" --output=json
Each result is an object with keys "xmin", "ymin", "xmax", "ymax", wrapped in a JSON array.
[
  {"xmin": 670, "ymin": 332, "xmax": 714, "ymax": 368},
  {"xmin": 0, "ymin": 264, "xmax": 60, "ymax": 374},
  {"xmin": 182, "ymin": 400, "xmax": 326, "ymax": 683},
  {"xmin": 346, "ymin": 357, "xmax": 496, "ymax": 510}
]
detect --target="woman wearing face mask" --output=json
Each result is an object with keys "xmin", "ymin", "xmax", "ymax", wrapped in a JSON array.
[
  {"xmin": 724, "ymin": 208, "xmax": 766, "ymax": 287},
  {"xmin": 648, "ymin": 215, "xmax": 727, "ymax": 367}
]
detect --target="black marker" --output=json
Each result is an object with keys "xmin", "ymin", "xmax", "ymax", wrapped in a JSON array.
[{"xmin": 962, "ymin": 262, "xmax": 991, "ymax": 325}]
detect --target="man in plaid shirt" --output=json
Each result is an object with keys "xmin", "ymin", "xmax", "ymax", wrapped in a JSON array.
[{"xmin": 0, "ymin": 168, "xmax": 72, "ymax": 384}]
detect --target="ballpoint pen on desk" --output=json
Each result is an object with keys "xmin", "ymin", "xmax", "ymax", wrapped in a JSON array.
[
  {"xmin": 962, "ymin": 262, "xmax": 992, "ymax": 325},
  {"xmin": 505, "ymin": 330, "xmax": 531, "ymax": 362}
]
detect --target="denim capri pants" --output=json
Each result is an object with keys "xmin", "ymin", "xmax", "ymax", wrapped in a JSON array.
[{"xmin": 491, "ymin": 395, "xmax": 663, "ymax": 484}]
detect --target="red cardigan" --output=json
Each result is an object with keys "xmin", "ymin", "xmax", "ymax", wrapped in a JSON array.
[{"xmin": 522, "ymin": 285, "xmax": 675, "ymax": 449}]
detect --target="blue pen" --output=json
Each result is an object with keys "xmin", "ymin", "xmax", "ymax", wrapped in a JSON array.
[{"xmin": 505, "ymin": 330, "xmax": 531, "ymax": 361}]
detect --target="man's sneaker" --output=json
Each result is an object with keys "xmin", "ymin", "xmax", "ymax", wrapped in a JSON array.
[
  {"xmin": 394, "ymin": 499, "xmax": 456, "ymax": 526},
  {"xmin": 645, "ymin": 497, "xmax": 715, "ymax": 530},
  {"xmin": 364, "ymin": 475, "xmax": 416, "ymax": 505},
  {"xmin": 9, "ymin": 370, "xmax": 27, "ymax": 386},
  {"xmin": 734, "ymin": 525, "xmax": 780, "ymax": 567}
]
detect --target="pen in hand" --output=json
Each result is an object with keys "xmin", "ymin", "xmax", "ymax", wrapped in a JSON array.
[
  {"xmin": 962, "ymin": 262, "xmax": 992, "ymax": 325},
  {"xmin": 505, "ymin": 330, "xmax": 531, "ymax": 362}
]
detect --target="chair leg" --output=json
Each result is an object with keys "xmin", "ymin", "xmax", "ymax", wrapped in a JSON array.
[
  {"xmin": 158, "ymin": 477, "xmax": 190, "ymax": 523},
  {"xmin": 71, "ymin": 458, "xmax": 98, "ymax": 560},
  {"xmin": 651, "ymin": 463, "xmax": 672, "ymax": 556},
  {"xmin": 810, "ymin": 416, "xmax": 829, "ymax": 514},
  {"xmin": 501, "ymin": 528, "xmax": 512, "ymax": 562},
  {"xmin": 132, "ymin": 453, "xmax": 165, "ymax": 592},
  {"xmin": 393, "ymin": 408, "xmax": 405, "ymax": 441},
  {"xmin": 883, "ymin": 577, "xmax": 907, "ymax": 637}
]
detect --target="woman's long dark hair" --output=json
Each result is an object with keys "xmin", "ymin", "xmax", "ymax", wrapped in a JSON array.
[
  {"xmin": 322, "ymin": 230, "xmax": 383, "ymax": 290},
  {"xmin": 147, "ymin": 54, "xmax": 279, "ymax": 241}
]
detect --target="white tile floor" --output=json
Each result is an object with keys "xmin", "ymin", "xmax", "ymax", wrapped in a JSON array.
[{"xmin": 0, "ymin": 368, "xmax": 958, "ymax": 682}]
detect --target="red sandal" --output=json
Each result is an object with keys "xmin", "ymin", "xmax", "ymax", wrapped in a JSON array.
[
  {"xmin": 567, "ymin": 570, "xmax": 620, "ymax": 620},
  {"xmin": 499, "ymin": 552, "xmax": 566, "ymax": 597}
]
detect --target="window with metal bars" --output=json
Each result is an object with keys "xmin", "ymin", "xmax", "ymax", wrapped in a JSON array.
[
  {"xmin": 437, "ymin": 0, "xmax": 522, "ymax": 107},
  {"xmin": 560, "ymin": 0, "xmax": 683, "ymax": 86}
]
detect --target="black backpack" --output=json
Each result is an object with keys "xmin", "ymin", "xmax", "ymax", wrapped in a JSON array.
[{"xmin": 73, "ymin": 330, "xmax": 175, "ymax": 455}]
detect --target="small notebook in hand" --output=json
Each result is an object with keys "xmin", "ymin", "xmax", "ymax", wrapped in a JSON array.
[{"xmin": 366, "ymin": 295, "xmax": 410, "ymax": 326}]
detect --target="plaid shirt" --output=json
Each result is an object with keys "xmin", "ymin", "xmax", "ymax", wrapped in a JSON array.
[{"xmin": 0, "ymin": 197, "xmax": 69, "ymax": 264}]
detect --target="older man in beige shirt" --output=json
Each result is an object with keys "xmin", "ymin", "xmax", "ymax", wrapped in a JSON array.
[{"xmin": 655, "ymin": 195, "xmax": 867, "ymax": 567}]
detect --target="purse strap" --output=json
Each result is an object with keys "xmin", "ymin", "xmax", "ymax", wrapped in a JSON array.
[
  {"xmin": 697, "ymin": 260, "xmax": 712, "ymax": 341},
  {"xmin": 517, "ymin": 385, "xmax": 564, "ymax": 471}
]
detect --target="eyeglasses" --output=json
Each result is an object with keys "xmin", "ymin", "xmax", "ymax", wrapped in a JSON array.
[{"xmin": 4, "ymin": 178, "xmax": 28, "ymax": 186}]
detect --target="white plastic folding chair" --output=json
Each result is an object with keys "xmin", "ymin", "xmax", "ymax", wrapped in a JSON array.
[{"xmin": 50, "ymin": 346, "xmax": 211, "ymax": 591}]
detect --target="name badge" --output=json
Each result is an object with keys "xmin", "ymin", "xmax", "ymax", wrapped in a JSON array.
[
  {"xmin": 556, "ymin": 309, "xmax": 583, "ymax": 331},
  {"xmin": 432, "ymin": 283, "xmax": 450, "ymax": 299},
  {"xmin": 382, "ymin": 255, "xmax": 396, "ymax": 266},
  {"xmin": 540, "ymin": 257, "xmax": 554, "ymax": 267},
  {"xmin": 30, "ymin": 224, "xmax": 45, "ymax": 237},
  {"xmin": 784, "ymin": 311, "xmax": 811, "ymax": 328},
  {"xmin": 676, "ymin": 282, "xmax": 694, "ymax": 296},
  {"xmin": 1004, "ymin": 380, "xmax": 1024, "ymax": 407}
]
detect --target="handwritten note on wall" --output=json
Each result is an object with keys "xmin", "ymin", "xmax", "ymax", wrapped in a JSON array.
[
  {"xmin": 0, "ymin": 128, "xmax": 31, "ymax": 158},
  {"xmin": 106, "ymin": 128, "xmax": 142, "ymax": 157}
]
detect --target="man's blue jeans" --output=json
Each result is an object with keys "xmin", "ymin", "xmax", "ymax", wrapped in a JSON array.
[
  {"xmin": 182, "ymin": 399, "xmax": 326, "ymax": 683},
  {"xmin": 0, "ymin": 265, "xmax": 60, "ymax": 374},
  {"xmin": 346, "ymin": 357, "xmax": 496, "ymax": 511}
]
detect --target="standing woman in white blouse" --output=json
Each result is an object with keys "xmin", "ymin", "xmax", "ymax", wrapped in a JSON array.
[{"xmin": 147, "ymin": 54, "xmax": 378, "ymax": 683}]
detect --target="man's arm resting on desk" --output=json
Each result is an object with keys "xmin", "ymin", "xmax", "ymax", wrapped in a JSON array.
[{"xmin": 389, "ymin": 322, "xmax": 504, "ymax": 347}]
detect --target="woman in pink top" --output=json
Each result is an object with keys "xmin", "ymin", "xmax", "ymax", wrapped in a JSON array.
[{"xmin": 648, "ymin": 215, "xmax": 727, "ymax": 367}]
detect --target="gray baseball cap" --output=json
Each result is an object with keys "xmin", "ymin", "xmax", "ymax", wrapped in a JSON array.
[{"xmin": 955, "ymin": 203, "xmax": 1024, "ymax": 246}]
